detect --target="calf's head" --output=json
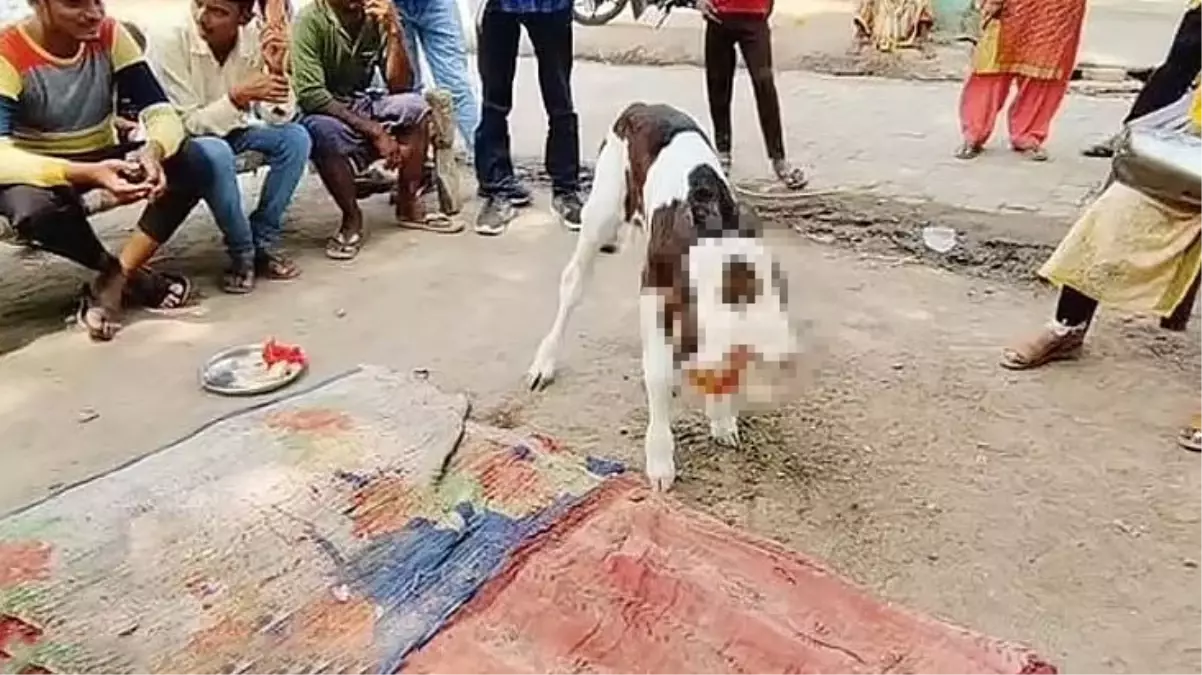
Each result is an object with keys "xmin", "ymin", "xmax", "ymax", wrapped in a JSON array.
[{"xmin": 645, "ymin": 164, "xmax": 801, "ymax": 407}]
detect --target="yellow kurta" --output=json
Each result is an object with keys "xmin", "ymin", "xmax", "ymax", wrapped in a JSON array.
[{"xmin": 1040, "ymin": 183, "xmax": 1201, "ymax": 317}]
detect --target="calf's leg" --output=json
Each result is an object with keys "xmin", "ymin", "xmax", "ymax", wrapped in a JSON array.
[
  {"xmin": 706, "ymin": 394, "xmax": 740, "ymax": 447},
  {"xmin": 640, "ymin": 291, "xmax": 678, "ymax": 491},
  {"xmin": 526, "ymin": 133, "xmax": 627, "ymax": 389}
]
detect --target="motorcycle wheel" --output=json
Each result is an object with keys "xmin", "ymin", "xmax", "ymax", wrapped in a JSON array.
[{"xmin": 572, "ymin": 0, "xmax": 629, "ymax": 25}]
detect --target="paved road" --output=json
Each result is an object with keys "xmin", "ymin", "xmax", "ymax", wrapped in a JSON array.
[{"xmin": 506, "ymin": 60, "xmax": 1125, "ymax": 219}]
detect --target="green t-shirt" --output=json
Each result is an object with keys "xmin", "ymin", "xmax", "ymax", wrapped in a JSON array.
[{"xmin": 291, "ymin": 0, "xmax": 387, "ymax": 113}]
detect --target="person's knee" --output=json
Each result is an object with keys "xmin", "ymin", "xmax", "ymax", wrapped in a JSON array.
[
  {"xmin": 272, "ymin": 123, "xmax": 314, "ymax": 164},
  {"xmin": 0, "ymin": 186, "xmax": 66, "ymax": 236},
  {"xmin": 748, "ymin": 62, "xmax": 777, "ymax": 89},
  {"xmin": 190, "ymin": 136, "xmax": 239, "ymax": 178},
  {"xmin": 300, "ymin": 115, "xmax": 349, "ymax": 159}
]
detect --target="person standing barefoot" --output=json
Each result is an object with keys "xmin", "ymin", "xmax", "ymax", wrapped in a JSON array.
[{"xmin": 698, "ymin": 0, "xmax": 806, "ymax": 189}]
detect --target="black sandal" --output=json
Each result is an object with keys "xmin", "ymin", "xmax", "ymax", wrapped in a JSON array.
[
  {"xmin": 148, "ymin": 272, "xmax": 194, "ymax": 310},
  {"xmin": 326, "ymin": 231, "xmax": 364, "ymax": 260}
]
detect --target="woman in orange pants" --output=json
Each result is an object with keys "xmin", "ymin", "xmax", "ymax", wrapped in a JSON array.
[{"xmin": 955, "ymin": 0, "xmax": 1087, "ymax": 162}]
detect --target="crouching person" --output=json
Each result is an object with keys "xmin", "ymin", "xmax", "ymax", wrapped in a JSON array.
[
  {"xmin": 292, "ymin": 0, "xmax": 459, "ymax": 261},
  {"xmin": 0, "ymin": 0, "xmax": 204, "ymax": 341},
  {"xmin": 150, "ymin": 0, "xmax": 311, "ymax": 293}
]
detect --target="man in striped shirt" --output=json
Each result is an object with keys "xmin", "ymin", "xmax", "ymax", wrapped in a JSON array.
[{"xmin": 0, "ymin": 0, "xmax": 208, "ymax": 340}]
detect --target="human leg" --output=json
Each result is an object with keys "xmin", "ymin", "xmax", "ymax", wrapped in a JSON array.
[
  {"xmin": 191, "ymin": 135, "xmax": 258, "ymax": 291},
  {"xmin": 76, "ymin": 140, "xmax": 205, "ymax": 338},
  {"xmin": 226, "ymin": 123, "xmax": 311, "ymax": 274},
  {"xmin": 1000, "ymin": 285, "xmax": 1096, "ymax": 370},
  {"xmin": 412, "ymin": 0, "xmax": 480, "ymax": 152},
  {"xmin": 734, "ymin": 18, "xmax": 806, "ymax": 188},
  {"xmin": 704, "ymin": 17, "xmax": 737, "ymax": 171},
  {"xmin": 365, "ymin": 92, "xmax": 460, "ymax": 232},
  {"xmin": 0, "ymin": 184, "xmax": 116, "ymax": 272},
  {"xmin": 301, "ymin": 113, "xmax": 373, "ymax": 259},
  {"xmin": 1008, "ymin": 75, "xmax": 1071, "ymax": 159},
  {"xmin": 957, "ymin": 72, "xmax": 1012, "ymax": 157},
  {"xmin": 523, "ymin": 10, "xmax": 579, "ymax": 196},
  {"xmin": 474, "ymin": 8, "xmax": 523, "ymax": 233}
]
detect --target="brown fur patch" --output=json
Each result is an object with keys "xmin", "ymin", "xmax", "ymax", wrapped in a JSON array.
[
  {"xmin": 642, "ymin": 201, "xmax": 698, "ymax": 365},
  {"xmin": 721, "ymin": 257, "xmax": 761, "ymax": 308},
  {"xmin": 612, "ymin": 103, "xmax": 706, "ymax": 225}
]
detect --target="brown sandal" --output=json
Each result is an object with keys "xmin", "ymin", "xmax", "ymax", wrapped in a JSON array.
[
  {"xmin": 1000, "ymin": 323, "xmax": 1086, "ymax": 370},
  {"xmin": 256, "ymin": 251, "xmax": 301, "ymax": 280},
  {"xmin": 221, "ymin": 263, "xmax": 255, "ymax": 294}
]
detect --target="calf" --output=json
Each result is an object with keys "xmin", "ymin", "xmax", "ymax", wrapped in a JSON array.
[{"xmin": 526, "ymin": 102, "xmax": 800, "ymax": 491}]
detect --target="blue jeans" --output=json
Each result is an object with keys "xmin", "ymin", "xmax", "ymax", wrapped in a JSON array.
[
  {"xmin": 395, "ymin": 0, "xmax": 480, "ymax": 151},
  {"xmin": 193, "ymin": 123, "xmax": 312, "ymax": 264}
]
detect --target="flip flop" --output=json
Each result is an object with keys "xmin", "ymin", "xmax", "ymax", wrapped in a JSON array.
[
  {"xmin": 221, "ymin": 264, "xmax": 255, "ymax": 295},
  {"xmin": 149, "ymin": 272, "xmax": 194, "ymax": 310},
  {"xmin": 1016, "ymin": 146, "xmax": 1049, "ymax": 162},
  {"xmin": 775, "ymin": 166, "xmax": 809, "ymax": 191},
  {"xmin": 326, "ymin": 231, "xmax": 364, "ymax": 260},
  {"xmin": 398, "ymin": 212, "xmax": 465, "ymax": 234},
  {"xmin": 954, "ymin": 142, "xmax": 983, "ymax": 160},
  {"xmin": 256, "ymin": 251, "xmax": 301, "ymax": 280},
  {"xmin": 1178, "ymin": 414, "xmax": 1202, "ymax": 452},
  {"xmin": 74, "ymin": 285, "xmax": 121, "ymax": 341}
]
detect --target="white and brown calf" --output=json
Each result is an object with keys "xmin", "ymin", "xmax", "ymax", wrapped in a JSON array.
[{"xmin": 526, "ymin": 103, "xmax": 800, "ymax": 491}]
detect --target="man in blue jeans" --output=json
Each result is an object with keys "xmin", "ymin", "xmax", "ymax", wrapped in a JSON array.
[
  {"xmin": 473, "ymin": 0, "xmax": 581, "ymax": 235},
  {"xmin": 394, "ymin": 0, "xmax": 480, "ymax": 154},
  {"xmin": 150, "ymin": 0, "xmax": 312, "ymax": 293}
]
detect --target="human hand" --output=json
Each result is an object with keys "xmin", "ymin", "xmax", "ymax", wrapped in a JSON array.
[
  {"xmin": 260, "ymin": 24, "xmax": 290, "ymax": 75},
  {"xmin": 365, "ymin": 0, "xmax": 401, "ymax": 35},
  {"xmin": 696, "ymin": 0, "xmax": 721, "ymax": 23},
  {"xmin": 372, "ymin": 130, "xmax": 404, "ymax": 169},
  {"xmin": 231, "ymin": 72, "xmax": 291, "ymax": 109},
  {"xmin": 133, "ymin": 143, "xmax": 168, "ymax": 202},
  {"xmin": 979, "ymin": 0, "xmax": 1002, "ymax": 23},
  {"xmin": 66, "ymin": 159, "xmax": 153, "ymax": 204}
]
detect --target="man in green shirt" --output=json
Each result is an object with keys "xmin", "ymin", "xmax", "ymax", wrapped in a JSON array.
[{"xmin": 293, "ymin": 0, "xmax": 459, "ymax": 260}]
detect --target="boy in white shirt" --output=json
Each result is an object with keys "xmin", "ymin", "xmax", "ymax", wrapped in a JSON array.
[{"xmin": 150, "ymin": 0, "xmax": 312, "ymax": 293}]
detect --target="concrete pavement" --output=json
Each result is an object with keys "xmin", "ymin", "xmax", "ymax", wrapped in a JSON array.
[{"xmin": 509, "ymin": 60, "xmax": 1125, "ymax": 218}]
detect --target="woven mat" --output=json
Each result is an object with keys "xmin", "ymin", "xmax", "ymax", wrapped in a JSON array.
[{"xmin": 0, "ymin": 364, "xmax": 1056, "ymax": 674}]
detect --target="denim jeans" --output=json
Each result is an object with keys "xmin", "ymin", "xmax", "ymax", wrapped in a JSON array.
[
  {"xmin": 474, "ymin": 8, "xmax": 579, "ymax": 197},
  {"xmin": 394, "ymin": 0, "xmax": 480, "ymax": 151},
  {"xmin": 192, "ymin": 123, "xmax": 312, "ymax": 264}
]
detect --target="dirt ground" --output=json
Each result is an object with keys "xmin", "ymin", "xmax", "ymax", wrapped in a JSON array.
[{"xmin": 0, "ymin": 158, "xmax": 1199, "ymax": 672}]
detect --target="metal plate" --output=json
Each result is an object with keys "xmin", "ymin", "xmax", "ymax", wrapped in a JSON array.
[{"xmin": 200, "ymin": 343, "xmax": 307, "ymax": 397}]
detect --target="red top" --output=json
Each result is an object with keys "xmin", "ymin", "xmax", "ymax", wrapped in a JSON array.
[{"xmin": 711, "ymin": 0, "xmax": 771, "ymax": 17}]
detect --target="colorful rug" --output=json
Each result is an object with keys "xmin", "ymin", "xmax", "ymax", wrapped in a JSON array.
[{"xmin": 0, "ymin": 365, "xmax": 1056, "ymax": 674}]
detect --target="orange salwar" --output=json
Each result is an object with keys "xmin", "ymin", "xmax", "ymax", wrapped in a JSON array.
[
  {"xmin": 959, "ymin": 73, "xmax": 1071, "ymax": 149},
  {"xmin": 958, "ymin": 0, "xmax": 1086, "ymax": 149}
]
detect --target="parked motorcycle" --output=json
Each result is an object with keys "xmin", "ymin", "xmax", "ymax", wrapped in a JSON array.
[{"xmin": 572, "ymin": 0, "xmax": 693, "ymax": 27}]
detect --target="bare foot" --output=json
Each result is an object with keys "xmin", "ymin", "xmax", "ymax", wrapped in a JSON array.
[{"xmin": 80, "ymin": 268, "xmax": 127, "ymax": 341}]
